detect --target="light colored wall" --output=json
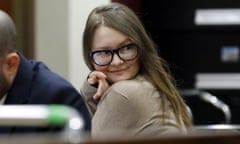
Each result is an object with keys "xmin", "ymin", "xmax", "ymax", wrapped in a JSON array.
[{"xmin": 35, "ymin": 0, "xmax": 110, "ymax": 89}]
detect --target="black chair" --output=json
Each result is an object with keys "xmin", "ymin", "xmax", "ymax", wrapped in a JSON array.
[{"xmin": 180, "ymin": 89, "xmax": 231, "ymax": 125}]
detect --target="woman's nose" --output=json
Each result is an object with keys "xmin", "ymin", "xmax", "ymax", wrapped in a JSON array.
[{"xmin": 111, "ymin": 53, "xmax": 124, "ymax": 65}]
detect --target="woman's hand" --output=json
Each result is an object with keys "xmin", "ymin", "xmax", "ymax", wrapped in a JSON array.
[{"xmin": 87, "ymin": 71, "xmax": 109, "ymax": 100}]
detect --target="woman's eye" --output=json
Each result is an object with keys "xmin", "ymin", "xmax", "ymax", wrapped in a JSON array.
[{"xmin": 96, "ymin": 51, "xmax": 111, "ymax": 57}]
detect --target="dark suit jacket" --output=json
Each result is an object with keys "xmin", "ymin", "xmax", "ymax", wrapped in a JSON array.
[{"xmin": 0, "ymin": 52, "xmax": 91, "ymax": 133}]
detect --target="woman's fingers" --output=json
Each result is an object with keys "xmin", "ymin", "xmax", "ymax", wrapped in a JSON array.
[
  {"xmin": 93, "ymin": 78, "xmax": 109, "ymax": 100},
  {"xmin": 87, "ymin": 71, "xmax": 108, "ymax": 100},
  {"xmin": 88, "ymin": 71, "xmax": 106, "ymax": 84}
]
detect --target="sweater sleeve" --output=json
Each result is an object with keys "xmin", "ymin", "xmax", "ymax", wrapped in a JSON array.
[
  {"xmin": 80, "ymin": 80, "xmax": 99, "ymax": 117},
  {"xmin": 91, "ymin": 86, "xmax": 139, "ymax": 137},
  {"xmin": 91, "ymin": 79, "xmax": 182, "ymax": 138}
]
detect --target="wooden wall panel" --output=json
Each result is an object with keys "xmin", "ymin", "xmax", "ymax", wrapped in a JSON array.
[{"xmin": 0, "ymin": 0, "xmax": 13, "ymax": 16}]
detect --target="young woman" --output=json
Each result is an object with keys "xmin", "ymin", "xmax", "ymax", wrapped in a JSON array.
[{"xmin": 80, "ymin": 2, "xmax": 192, "ymax": 138}]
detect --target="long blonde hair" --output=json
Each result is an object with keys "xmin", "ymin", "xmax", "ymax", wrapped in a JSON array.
[{"xmin": 83, "ymin": 2, "xmax": 192, "ymax": 127}]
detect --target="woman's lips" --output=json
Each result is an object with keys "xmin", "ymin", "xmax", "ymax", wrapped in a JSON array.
[{"xmin": 109, "ymin": 68, "xmax": 127, "ymax": 73}]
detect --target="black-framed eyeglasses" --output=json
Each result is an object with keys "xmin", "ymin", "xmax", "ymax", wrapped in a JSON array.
[{"xmin": 90, "ymin": 43, "xmax": 138, "ymax": 66}]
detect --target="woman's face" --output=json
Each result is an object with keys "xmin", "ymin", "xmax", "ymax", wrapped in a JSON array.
[{"xmin": 91, "ymin": 26, "xmax": 140, "ymax": 83}]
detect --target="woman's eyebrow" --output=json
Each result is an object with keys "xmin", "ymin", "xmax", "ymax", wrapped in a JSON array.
[
  {"xmin": 119, "ymin": 39, "xmax": 132, "ymax": 45},
  {"xmin": 93, "ymin": 39, "xmax": 132, "ymax": 50},
  {"xmin": 92, "ymin": 46, "xmax": 112, "ymax": 51}
]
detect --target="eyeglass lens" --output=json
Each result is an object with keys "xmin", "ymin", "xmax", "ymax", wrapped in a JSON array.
[{"xmin": 91, "ymin": 43, "xmax": 138, "ymax": 66}]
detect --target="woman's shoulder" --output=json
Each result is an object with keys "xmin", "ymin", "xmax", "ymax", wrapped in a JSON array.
[
  {"xmin": 112, "ymin": 75, "xmax": 151, "ymax": 87},
  {"xmin": 109, "ymin": 75, "xmax": 156, "ymax": 99}
]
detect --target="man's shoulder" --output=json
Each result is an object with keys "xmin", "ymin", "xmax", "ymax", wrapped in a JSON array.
[{"xmin": 29, "ymin": 61, "xmax": 78, "ymax": 95}]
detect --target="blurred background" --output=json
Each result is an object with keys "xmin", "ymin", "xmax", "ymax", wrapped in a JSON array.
[
  {"xmin": 2, "ymin": 0, "xmax": 240, "ymax": 126},
  {"xmin": 0, "ymin": 0, "xmax": 111, "ymax": 90}
]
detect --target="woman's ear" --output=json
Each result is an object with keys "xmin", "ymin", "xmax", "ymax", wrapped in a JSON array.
[{"xmin": 3, "ymin": 53, "xmax": 20, "ymax": 81}]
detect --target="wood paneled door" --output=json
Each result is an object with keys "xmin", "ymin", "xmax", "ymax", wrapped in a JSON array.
[{"xmin": 0, "ymin": 0, "xmax": 34, "ymax": 59}]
